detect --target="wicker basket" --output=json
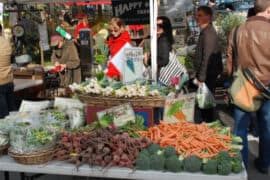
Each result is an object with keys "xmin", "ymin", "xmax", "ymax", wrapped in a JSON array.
[
  {"xmin": 0, "ymin": 144, "xmax": 9, "ymax": 155},
  {"xmin": 78, "ymin": 94, "xmax": 165, "ymax": 108},
  {"xmin": 8, "ymin": 148, "xmax": 54, "ymax": 165}
]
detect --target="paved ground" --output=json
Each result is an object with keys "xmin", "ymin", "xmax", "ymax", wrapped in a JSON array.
[{"xmin": 0, "ymin": 105, "xmax": 269, "ymax": 180}]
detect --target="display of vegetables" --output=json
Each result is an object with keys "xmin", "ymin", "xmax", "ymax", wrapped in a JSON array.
[
  {"xmin": 54, "ymin": 128, "xmax": 151, "ymax": 168},
  {"xmin": 137, "ymin": 121, "xmax": 244, "ymax": 175},
  {"xmin": 119, "ymin": 115, "xmax": 147, "ymax": 138},
  {"xmin": 69, "ymin": 78, "xmax": 165, "ymax": 97},
  {"xmin": 9, "ymin": 122, "xmax": 56, "ymax": 153},
  {"xmin": 40, "ymin": 110, "xmax": 69, "ymax": 132},
  {"xmin": 139, "ymin": 121, "xmax": 242, "ymax": 158}
]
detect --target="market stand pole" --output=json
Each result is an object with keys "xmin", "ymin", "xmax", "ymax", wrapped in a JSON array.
[{"xmin": 150, "ymin": 0, "xmax": 158, "ymax": 84}]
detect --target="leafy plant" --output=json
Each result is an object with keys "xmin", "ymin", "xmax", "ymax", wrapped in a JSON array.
[{"xmin": 215, "ymin": 13, "xmax": 246, "ymax": 53}]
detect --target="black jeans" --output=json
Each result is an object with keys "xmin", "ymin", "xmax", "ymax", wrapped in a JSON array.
[{"xmin": 0, "ymin": 82, "xmax": 15, "ymax": 118}]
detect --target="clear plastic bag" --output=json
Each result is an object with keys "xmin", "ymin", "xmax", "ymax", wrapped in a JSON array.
[
  {"xmin": 196, "ymin": 83, "xmax": 216, "ymax": 109},
  {"xmin": 54, "ymin": 97, "xmax": 85, "ymax": 129},
  {"xmin": 67, "ymin": 108, "xmax": 85, "ymax": 129},
  {"xmin": 0, "ymin": 131, "xmax": 9, "ymax": 146},
  {"xmin": 9, "ymin": 122, "xmax": 57, "ymax": 153},
  {"xmin": 39, "ymin": 110, "xmax": 69, "ymax": 132}
]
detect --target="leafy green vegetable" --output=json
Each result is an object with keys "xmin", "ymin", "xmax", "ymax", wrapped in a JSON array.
[
  {"xmin": 147, "ymin": 143, "xmax": 161, "ymax": 154},
  {"xmin": 136, "ymin": 156, "xmax": 150, "ymax": 170},
  {"xmin": 231, "ymin": 161, "xmax": 243, "ymax": 173},
  {"xmin": 99, "ymin": 113, "xmax": 114, "ymax": 128},
  {"xmin": 202, "ymin": 158, "xmax": 218, "ymax": 174},
  {"xmin": 119, "ymin": 115, "xmax": 147, "ymax": 138},
  {"xmin": 149, "ymin": 154, "xmax": 165, "ymax": 170},
  {"xmin": 163, "ymin": 146, "xmax": 177, "ymax": 158},
  {"xmin": 165, "ymin": 156, "xmax": 183, "ymax": 172},
  {"xmin": 183, "ymin": 155, "xmax": 202, "ymax": 172},
  {"xmin": 218, "ymin": 160, "xmax": 232, "ymax": 175}
]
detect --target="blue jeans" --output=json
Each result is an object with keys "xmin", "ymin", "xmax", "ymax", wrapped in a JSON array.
[
  {"xmin": 233, "ymin": 99, "xmax": 270, "ymax": 169},
  {"xmin": 0, "ymin": 82, "xmax": 15, "ymax": 118}
]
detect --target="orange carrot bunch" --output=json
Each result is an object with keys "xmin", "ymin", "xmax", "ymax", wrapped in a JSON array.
[{"xmin": 138, "ymin": 121, "xmax": 233, "ymax": 159}]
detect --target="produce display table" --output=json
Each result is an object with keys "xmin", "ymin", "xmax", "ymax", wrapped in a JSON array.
[
  {"xmin": 78, "ymin": 94, "xmax": 165, "ymax": 108},
  {"xmin": 14, "ymin": 79, "xmax": 43, "ymax": 92},
  {"xmin": 78, "ymin": 94, "xmax": 163, "ymax": 126},
  {"xmin": 0, "ymin": 155, "xmax": 247, "ymax": 180}
]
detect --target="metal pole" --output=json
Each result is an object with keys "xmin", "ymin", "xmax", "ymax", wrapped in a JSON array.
[{"xmin": 150, "ymin": 0, "xmax": 158, "ymax": 84}]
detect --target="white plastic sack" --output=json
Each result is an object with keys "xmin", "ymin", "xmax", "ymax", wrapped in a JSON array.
[{"xmin": 196, "ymin": 83, "xmax": 216, "ymax": 109}]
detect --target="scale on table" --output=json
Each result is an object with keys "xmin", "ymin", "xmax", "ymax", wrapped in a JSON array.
[
  {"xmin": 79, "ymin": 28, "xmax": 94, "ymax": 80},
  {"xmin": 12, "ymin": 24, "xmax": 32, "ymax": 66}
]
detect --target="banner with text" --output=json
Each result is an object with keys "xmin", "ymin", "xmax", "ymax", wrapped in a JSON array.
[{"xmin": 112, "ymin": 0, "xmax": 150, "ymax": 25}]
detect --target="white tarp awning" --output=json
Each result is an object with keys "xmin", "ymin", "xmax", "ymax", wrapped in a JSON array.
[{"xmin": 0, "ymin": 0, "xmax": 111, "ymax": 4}]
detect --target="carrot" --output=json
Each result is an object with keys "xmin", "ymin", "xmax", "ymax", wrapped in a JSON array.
[
  {"xmin": 138, "ymin": 121, "xmax": 234, "ymax": 159},
  {"xmin": 173, "ymin": 111, "xmax": 186, "ymax": 121}
]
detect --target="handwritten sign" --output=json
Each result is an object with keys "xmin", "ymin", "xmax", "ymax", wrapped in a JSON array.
[
  {"xmin": 112, "ymin": 0, "xmax": 149, "ymax": 25},
  {"xmin": 54, "ymin": 97, "xmax": 84, "ymax": 110},
  {"xmin": 38, "ymin": 23, "xmax": 50, "ymax": 51},
  {"xmin": 122, "ymin": 47, "xmax": 144, "ymax": 84},
  {"xmin": 97, "ymin": 103, "xmax": 135, "ymax": 127},
  {"xmin": 19, "ymin": 100, "xmax": 51, "ymax": 112},
  {"xmin": 164, "ymin": 93, "xmax": 196, "ymax": 123}
]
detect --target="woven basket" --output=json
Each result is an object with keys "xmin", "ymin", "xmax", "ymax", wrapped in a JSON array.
[
  {"xmin": 8, "ymin": 148, "xmax": 54, "ymax": 165},
  {"xmin": 0, "ymin": 144, "xmax": 9, "ymax": 155},
  {"xmin": 79, "ymin": 94, "xmax": 165, "ymax": 108}
]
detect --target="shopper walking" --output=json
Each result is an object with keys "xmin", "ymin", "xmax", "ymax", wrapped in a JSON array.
[
  {"xmin": 194, "ymin": 6, "xmax": 223, "ymax": 123},
  {"xmin": 0, "ymin": 24, "xmax": 15, "ymax": 118},
  {"xmin": 226, "ymin": 0, "xmax": 270, "ymax": 172},
  {"xmin": 50, "ymin": 34, "xmax": 81, "ymax": 87}
]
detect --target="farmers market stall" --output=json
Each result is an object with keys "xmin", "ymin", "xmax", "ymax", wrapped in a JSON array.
[
  {"xmin": 0, "ymin": 155, "xmax": 247, "ymax": 180},
  {"xmin": 0, "ymin": 99, "xmax": 247, "ymax": 180}
]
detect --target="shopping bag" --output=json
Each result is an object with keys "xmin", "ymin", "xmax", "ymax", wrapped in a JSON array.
[
  {"xmin": 164, "ymin": 93, "xmax": 196, "ymax": 123},
  {"xmin": 196, "ymin": 83, "xmax": 216, "ymax": 109},
  {"xmin": 159, "ymin": 51, "xmax": 187, "ymax": 86},
  {"xmin": 229, "ymin": 68, "xmax": 263, "ymax": 112}
]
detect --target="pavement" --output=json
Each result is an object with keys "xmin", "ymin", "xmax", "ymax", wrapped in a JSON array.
[{"xmin": 0, "ymin": 105, "xmax": 269, "ymax": 180}]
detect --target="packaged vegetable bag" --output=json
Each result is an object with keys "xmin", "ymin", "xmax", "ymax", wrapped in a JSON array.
[{"xmin": 196, "ymin": 83, "xmax": 216, "ymax": 109}]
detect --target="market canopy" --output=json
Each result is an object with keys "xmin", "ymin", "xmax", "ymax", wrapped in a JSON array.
[{"xmin": 0, "ymin": 0, "xmax": 111, "ymax": 4}]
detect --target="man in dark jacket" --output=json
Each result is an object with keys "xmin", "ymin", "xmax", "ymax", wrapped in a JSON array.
[{"xmin": 194, "ymin": 6, "xmax": 223, "ymax": 123}]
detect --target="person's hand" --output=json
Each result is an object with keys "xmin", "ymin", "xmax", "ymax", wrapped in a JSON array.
[
  {"xmin": 72, "ymin": 38, "xmax": 78, "ymax": 43},
  {"xmin": 193, "ymin": 78, "xmax": 203, "ymax": 87},
  {"xmin": 143, "ymin": 52, "xmax": 150, "ymax": 67},
  {"xmin": 61, "ymin": 64, "xmax": 67, "ymax": 71},
  {"xmin": 55, "ymin": 61, "xmax": 60, "ymax": 66}
]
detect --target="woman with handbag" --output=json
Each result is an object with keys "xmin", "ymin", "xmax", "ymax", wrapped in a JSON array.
[
  {"xmin": 143, "ymin": 16, "xmax": 174, "ymax": 124},
  {"xmin": 143, "ymin": 16, "xmax": 174, "ymax": 84}
]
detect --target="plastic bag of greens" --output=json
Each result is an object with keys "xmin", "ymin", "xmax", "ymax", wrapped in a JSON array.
[
  {"xmin": 67, "ymin": 108, "xmax": 85, "ymax": 129},
  {"xmin": 54, "ymin": 97, "xmax": 85, "ymax": 129},
  {"xmin": 39, "ymin": 110, "xmax": 69, "ymax": 132},
  {"xmin": 9, "ymin": 122, "xmax": 57, "ymax": 153},
  {"xmin": 0, "ymin": 131, "xmax": 9, "ymax": 146},
  {"xmin": 196, "ymin": 83, "xmax": 216, "ymax": 109}
]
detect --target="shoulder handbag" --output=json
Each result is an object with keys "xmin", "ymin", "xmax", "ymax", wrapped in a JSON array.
[
  {"xmin": 159, "ymin": 51, "xmax": 188, "ymax": 86},
  {"xmin": 243, "ymin": 68, "xmax": 270, "ymax": 99},
  {"xmin": 228, "ymin": 26, "xmax": 263, "ymax": 112}
]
